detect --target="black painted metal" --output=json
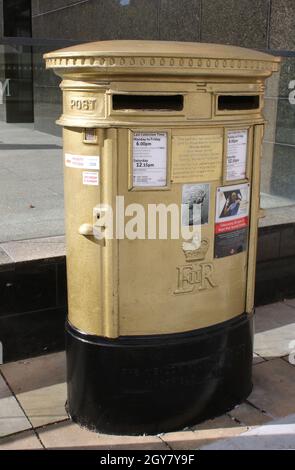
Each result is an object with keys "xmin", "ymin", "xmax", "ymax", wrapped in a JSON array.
[
  {"xmin": 0, "ymin": 259, "xmax": 67, "ymax": 363},
  {"xmin": 66, "ymin": 313, "xmax": 253, "ymax": 435}
]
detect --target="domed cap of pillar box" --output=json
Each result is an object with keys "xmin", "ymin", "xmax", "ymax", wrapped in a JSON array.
[{"xmin": 44, "ymin": 40, "xmax": 280, "ymax": 79}]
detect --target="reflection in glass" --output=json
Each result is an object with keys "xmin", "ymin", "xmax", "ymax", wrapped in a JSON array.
[{"xmin": 262, "ymin": 54, "xmax": 295, "ymax": 215}]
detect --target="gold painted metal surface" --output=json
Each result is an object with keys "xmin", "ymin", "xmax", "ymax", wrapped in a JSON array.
[
  {"xmin": 246, "ymin": 124, "xmax": 264, "ymax": 313},
  {"xmin": 45, "ymin": 41, "xmax": 279, "ymax": 337},
  {"xmin": 44, "ymin": 40, "xmax": 279, "ymax": 77}
]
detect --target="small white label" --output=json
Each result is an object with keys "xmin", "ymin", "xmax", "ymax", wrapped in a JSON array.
[
  {"xmin": 83, "ymin": 171, "xmax": 99, "ymax": 186},
  {"xmin": 65, "ymin": 153, "xmax": 100, "ymax": 170},
  {"xmin": 226, "ymin": 130, "xmax": 247, "ymax": 181},
  {"xmin": 133, "ymin": 132, "xmax": 167, "ymax": 187},
  {"xmin": 84, "ymin": 129, "xmax": 97, "ymax": 142}
]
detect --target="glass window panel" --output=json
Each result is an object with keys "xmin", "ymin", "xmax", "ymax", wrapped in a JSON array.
[
  {"xmin": 0, "ymin": 40, "xmax": 64, "ymax": 242},
  {"xmin": 261, "ymin": 54, "xmax": 295, "ymax": 225}
]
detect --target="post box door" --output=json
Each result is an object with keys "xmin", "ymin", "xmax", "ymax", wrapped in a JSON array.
[{"xmin": 116, "ymin": 125, "xmax": 256, "ymax": 336}]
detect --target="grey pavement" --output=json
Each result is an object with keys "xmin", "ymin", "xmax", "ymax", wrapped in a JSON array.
[
  {"xmin": 0, "ymin": 121, "xmax": 64, "ymax": 242},
  {"xmin": 201, "ymin": 414, "xmax": 295, "ymax": 450}
]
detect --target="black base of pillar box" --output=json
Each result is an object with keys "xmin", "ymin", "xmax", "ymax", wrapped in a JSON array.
[{"xmin": 65, "ymin": 313, "xmax": 253, "ymax": 435}]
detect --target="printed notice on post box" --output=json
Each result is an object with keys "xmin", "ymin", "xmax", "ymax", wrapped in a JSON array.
[
  {"xmin": 226, "ymin": 130, "xmax": 248, "ymax": 181},
  {"xmin": 171, "ymin": 134, "xmax": 223, "ymax": 183},
  {"xmin": 82, "ymin": 171, "xmax": 99, "ymax": 186},
  {"xmin": 214, "ymin": 183, "xmax": 250, "ymax": 258},
  {"xmin": 132, "ymin": 132, "xmax": 167, "ymax": 187},
  {"xmin": 65, "ymin": 153, "xmax": 100, "ymax": 170}
]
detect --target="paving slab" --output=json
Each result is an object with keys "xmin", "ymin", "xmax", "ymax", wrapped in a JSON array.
[
  {"xmin": 228, "ymin": 402, "xmax": 271, "ymax": 426},
  {"xmin": 0, "ymin": 236, "xmax": 65, "ymax": 263},
  {"xmin": 0, "ymin": 430, "xmax": 43, "ymax": 449},
  {"xmin": 200, "ymin": 414, "xmax": 295, "ymax": 450},
  {"xmin": 253, "ymin": 352, "xmax": 265, "ymax": 365},
  {"xmin": 282, "ymin": 355, "xmax": 294, "ymax": 365},
  {"xmin": 0, "ymin": 122, "xmax": 64, "ymax": 242},
  {"xmin": 248, "ymin": 358, "xmax": 295, "ymax": 418},
  {"xmin": 190, "ymin": 415, "xmax": 248, "ymax": 449},
  {"xmin": 284, "ymin": 298, "xmax": 295, "ymax": 308},
  {"xmin": 0, "ymin": 352, "xmax": 67, "ymax": 427},
  {"xmin": 37, "ymin": 420, "xmax": 168, "ymax": 450},
  {"xmin": 254, "ymin": 302, "xmax": 295, "ymax": 358},
  {"xmin": 161, "ymin": 430, "xmax": 203, "ymax": 451},
  {"xmin": 0, "ymin": 215, "xmax": 65, "ymax": 242},
  {"xmin": 0, "ymin": 374, "xmax": 31, "ymax": 437},
  {"xmin": 0, "ymin": 247, "xmax": 13, "ymax": 271}
]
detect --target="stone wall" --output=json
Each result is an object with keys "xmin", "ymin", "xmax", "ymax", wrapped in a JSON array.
[{"xmin": 31, "ymin": 0, "xmax": 294, "ymax": 47}]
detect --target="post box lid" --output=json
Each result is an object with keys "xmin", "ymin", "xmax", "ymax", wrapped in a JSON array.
[{"xmin": 44, "ymin": 40, "xmax": 280, "ymax": 78}]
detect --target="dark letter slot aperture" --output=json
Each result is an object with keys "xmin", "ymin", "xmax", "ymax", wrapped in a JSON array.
[
  {"xmin": 112, "ymin": 94, "xmax": 184, "ymax": 111},
  {"xmin": 218, "ymin": 95, "xmax": 260, "ymax": 111}
]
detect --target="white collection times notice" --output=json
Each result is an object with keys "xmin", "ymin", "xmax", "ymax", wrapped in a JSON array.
[{"xmin": 133, "ymin": 132, "xmax": 167, "ymax": 187}]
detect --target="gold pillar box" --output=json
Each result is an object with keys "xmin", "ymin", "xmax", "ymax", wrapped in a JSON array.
[{"xmin": 45, "ymin": 41, "xmax": 280, "ymax": 435}]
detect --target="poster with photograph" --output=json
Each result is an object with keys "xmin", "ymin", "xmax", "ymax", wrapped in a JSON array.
[
  {"xmin": 214, "ymin": 183, "xmax": 250, "ymax": 258},
  {"xmin": 182, "ymin": 183, "xmax": 210, "ymax": 226}
]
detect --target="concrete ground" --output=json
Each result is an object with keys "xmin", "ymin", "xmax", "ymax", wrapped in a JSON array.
[
  {"xmin": 0, "ymin": 299, "xmax": 295, "ymax": 450},
  {"xmin": 0, "ymin": 122, "xmax": 64, "ymax": 243}
]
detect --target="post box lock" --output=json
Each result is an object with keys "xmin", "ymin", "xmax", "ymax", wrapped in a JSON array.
[{"xmin": 78, "ymin": 206, "xmax": 107, "ymax": 241}]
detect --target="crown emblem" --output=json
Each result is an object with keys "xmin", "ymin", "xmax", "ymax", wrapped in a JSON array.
[{"xmin": 182, "ymin": 238, "xmax": 209, "ymax": 262}]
